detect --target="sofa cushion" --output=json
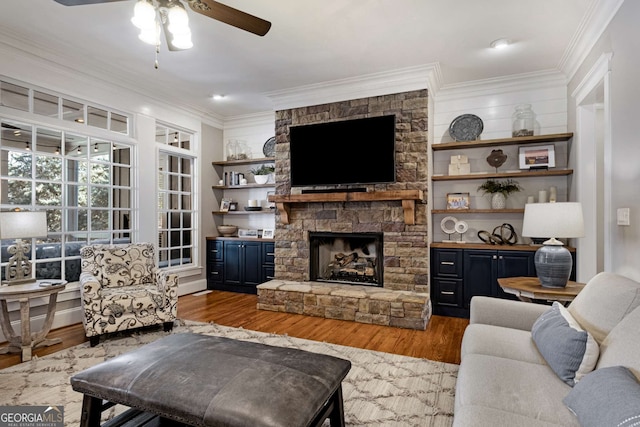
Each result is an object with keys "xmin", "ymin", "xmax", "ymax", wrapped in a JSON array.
[
  {"xmin": 563, "ymin": 366, "xmax": 640, "ymax": 427},
  {"xmin": 596, "ymin": 305, "xmax": 640, "ymax": 374},
  {"xmin": 100, "ymin": 285, "xmax": 166, "ymax": 316},
  {"xmin": 455, "ymin": 354, "xmax": 578, "ymax": 426},
  {"xmin": 460, "ymin": 324, "xmax": 546, "ymax": 365},
  {"xmin": 531, "ymin": 302, "xmax": 599, "ymax": 386},
  {"xmin": 567, "ymin": 272, "xmax": 640, "ymax": 344}
]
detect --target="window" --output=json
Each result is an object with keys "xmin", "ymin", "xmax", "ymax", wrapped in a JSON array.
[
  {"xmin": 0, "ymin": 78, "xmax": 131, "ymax": 135},
  {"xmin": 156, "ymin": 121, "xmax": 196, "ymax": 270},
  {"xmin": 0, "ymin": 119, "xmax": 133, "ymax": 282},
  {"xmin": 157, "ymin": 150, "xmax": 194, "ymax": 269}
]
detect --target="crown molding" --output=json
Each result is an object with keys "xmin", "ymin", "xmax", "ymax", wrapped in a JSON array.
[
  {"xmin": 266, "ymin": 64, "xmax": 441, "ymax": 111},
  {"xmin": 559, "ymin": 0, "xmax": 624, "ymax": 82},
  {"xmin": 436, "ymin": 70, "xmax": 567, "ymax": 101},
  {"xmin": 223, "ymin": 111, "xmax": 276, "ymax": 130}
]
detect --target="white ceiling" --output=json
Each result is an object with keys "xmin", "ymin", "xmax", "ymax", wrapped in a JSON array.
[{"xmin": 0, "ymin": 0, "xmax": 604, "ymax": 120}]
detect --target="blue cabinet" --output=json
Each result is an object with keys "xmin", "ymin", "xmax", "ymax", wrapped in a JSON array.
[
  {"xmin": 207, "ymin": 238, "xmax": 274, "ymax": 294},
  {"xmin": 431, "ymin": 245, "xmax": 575, "ymax": 318}
]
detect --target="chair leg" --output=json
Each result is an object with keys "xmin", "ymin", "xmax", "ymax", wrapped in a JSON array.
[
  {"xmin": 163, "ymin": 321, "xmax": 174, "ymax": 332},
  {"xmin": 89, "ymin": 336, "xmax": 100, "ymax": 347}
]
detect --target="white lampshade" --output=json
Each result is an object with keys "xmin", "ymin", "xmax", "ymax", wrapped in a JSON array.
[
  {"xmin": 522, "ymin": 202, "xmax": 585, "ymax": 239},
  {"xmin": 0, "ymin": 211, "xmax": 48, "ymax": 240}
]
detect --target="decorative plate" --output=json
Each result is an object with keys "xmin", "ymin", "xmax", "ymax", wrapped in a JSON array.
[
  {"xmin": 448, "ymin": 114, "xmax": 484, "ymax": 142},
  {"xmin": 262, "ymin": 136, "xmax": 276, "ymax": 157}
]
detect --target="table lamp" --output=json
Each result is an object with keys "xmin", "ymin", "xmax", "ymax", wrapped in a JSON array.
[
  {"xmin": 0, "ymin": 211, "xmax": 48, "ymax": 285},
  {"xmin": 521, "ymin": 202, "xmax": 584, "ymax": 288}
]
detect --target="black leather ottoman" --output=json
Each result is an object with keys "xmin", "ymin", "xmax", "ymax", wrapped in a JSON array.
[{"xmin": 70, "ymin": 333, "xmax": 351, "ymax": 427}]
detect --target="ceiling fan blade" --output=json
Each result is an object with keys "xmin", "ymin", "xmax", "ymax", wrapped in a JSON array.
[
  {"xmin": 187, "ymin": 0, "xmax": 271, "ymax": 36},
  {"xmin": 53, "ymin": 0, "xmax": 128, "ymax": 5}
]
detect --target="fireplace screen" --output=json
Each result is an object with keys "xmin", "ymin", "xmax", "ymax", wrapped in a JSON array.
[{"xmin": 309, "ymin": 232, "xmax": 383, "ymax": 287}]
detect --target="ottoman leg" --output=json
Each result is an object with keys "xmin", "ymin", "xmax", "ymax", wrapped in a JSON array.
[
  {"xmin": 79, "ymin": 395, "xmax": 103, "ymax": 427},
  {"xmin": 328, "ymin": 385, "xmax": 346, "ymax": 427}
]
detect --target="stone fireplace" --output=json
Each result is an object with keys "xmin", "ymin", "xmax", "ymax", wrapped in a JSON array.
[
  {"xmin": 309, "ymin": 231, "xmax": 383, "ymax": 287},
  {"xmin": 257, "ymin": 89, "xmax": 431, "ymax": 330}
]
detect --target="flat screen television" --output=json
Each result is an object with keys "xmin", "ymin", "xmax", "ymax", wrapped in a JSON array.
[{"xmin": 289, "ymin": 114, "xmax": 396, "ymax": 187}]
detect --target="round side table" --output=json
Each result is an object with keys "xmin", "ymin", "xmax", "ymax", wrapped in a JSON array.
[{"xmin": 0, "ymin": 280, "xmax": 67, "ymax": 362}]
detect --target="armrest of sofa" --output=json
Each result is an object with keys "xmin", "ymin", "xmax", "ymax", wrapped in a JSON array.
[
  {"xmin": 79, "ymin": 272, "xmax": 103, "ymax": 303},
  {"xmin": 470, "ymin": 296, "xmax": 549, "ymax": 331}
]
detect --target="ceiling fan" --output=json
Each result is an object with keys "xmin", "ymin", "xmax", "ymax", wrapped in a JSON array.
[{"xmin": 53, "ymin": 0, "xmax": 271, "ymax": 51}]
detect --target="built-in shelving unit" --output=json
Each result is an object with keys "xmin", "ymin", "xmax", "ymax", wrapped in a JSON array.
[{"xmin": 211, "ymin": 157, "xmax": 275, "ymax": 219}]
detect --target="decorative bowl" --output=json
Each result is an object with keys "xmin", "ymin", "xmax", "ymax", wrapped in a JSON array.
[{"xmin": 217, "ymin": 225, "xmax": 238, "ymax": 237}]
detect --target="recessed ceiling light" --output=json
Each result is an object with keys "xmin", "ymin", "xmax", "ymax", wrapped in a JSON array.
[
  {"xmin": 75, "ymin": 118, "xmax": 85, "ymax": 123},
  {"xmin": 490, "ymin": 38, "xmax": 510, "ymax": 49},
  {"xmin": 212, "ymin": 94, "xmax": 226, "ymax": 101}
]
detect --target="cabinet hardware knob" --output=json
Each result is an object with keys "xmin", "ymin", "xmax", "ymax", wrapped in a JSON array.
[
  {"xmin": 492, "ymin": 255, "xmax": 498, "ymax": 260},
  {"xmin": 441, "ymin": 261, "xmax": 455, "ymax": 265},
  {"xmin": 441, "ymin": 291, "xmax": 455, "ymax": 295},
  {"xmin": 266, "ymin": 276, "xmax": 274, "ymax": 279},
  {"xmin": 267, "ymin": 252, "xmax": 275, "ymax": 256},
  {"xmin": 212, "ymin": 272, "xmax": 219, "ymax": 275}
]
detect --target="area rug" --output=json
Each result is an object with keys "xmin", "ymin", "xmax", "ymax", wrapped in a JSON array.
[{"xmin": 0, "ymin": 320, "xmax": 458, "ymax": 426}]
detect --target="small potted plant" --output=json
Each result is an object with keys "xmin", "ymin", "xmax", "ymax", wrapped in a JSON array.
[
  {"xmin": 249, "ymin": 164, "xmax": 275, "ymax": 184},
  {"xmin": 477, "ymin": 179, "xmax": 522, "ymax": 209}
]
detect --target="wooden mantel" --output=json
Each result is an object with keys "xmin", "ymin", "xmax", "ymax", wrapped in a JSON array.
[{"xmin": 268, "ymin": 190, "xmax": 424, "ymax": 225}]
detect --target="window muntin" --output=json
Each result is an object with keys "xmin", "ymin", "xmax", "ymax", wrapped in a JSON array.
[{"xmin": 0, "ymin": 120, "xmax": 133, "ymax": 282}]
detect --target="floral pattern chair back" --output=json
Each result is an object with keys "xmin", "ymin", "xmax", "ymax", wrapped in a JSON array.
[{"xmin": 81, "ymin": 243, "xmax": 156, "ymax": 287}]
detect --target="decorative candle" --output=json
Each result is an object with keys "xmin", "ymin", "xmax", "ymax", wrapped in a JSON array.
[
  {"xmin": 538, "ymin": 190, "xmax": 548, "ymax": 203},
  {"xmin": 549, "ymin": 186, "xmax": 557, "ymax": 203},
  {"xmin": 527, "ymin": 195, "xmax": 535, "ymax": 204}
]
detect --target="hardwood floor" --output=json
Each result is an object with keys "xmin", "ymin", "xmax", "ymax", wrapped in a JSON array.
[{"xmin": 0, "ymin": 290, "xmax": 469, "ymax": 370}]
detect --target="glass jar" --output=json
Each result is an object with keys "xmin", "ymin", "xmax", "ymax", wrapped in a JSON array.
[
  {"xmin": 226, "ymin": 140, "xmax": 237, "ymax": 161},
  {"xmin": 512, "ymin": 104, "xmax": 535, "ymax": 137}
]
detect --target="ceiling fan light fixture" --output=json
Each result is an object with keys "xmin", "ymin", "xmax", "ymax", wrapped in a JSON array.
[
  {"xmin": 167, "ymin": 2, "xmax": 189, "ymax": 33},
  {"xmin": 139, "ymin": 22, "xmax": 161, "ymax": 45},
  {"xmin": 171, "ymin": 32, "xmax": 193, "ymax": 49},
  {"xmin": 131, "ymin": 0, "xmax": 156, "ymax": 30}
]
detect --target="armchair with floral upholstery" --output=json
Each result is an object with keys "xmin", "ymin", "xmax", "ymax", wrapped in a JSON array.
[{"xmin": 79, "ymin": 243, "xmax": 178, "ymax": 346}]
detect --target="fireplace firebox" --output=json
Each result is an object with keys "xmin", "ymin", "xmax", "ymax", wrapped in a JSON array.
[{"xmin": 309, "ymin": 232, "xmax": 383, "ymax": 287}]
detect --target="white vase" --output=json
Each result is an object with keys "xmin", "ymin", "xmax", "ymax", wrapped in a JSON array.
[
  {"xmin": 254, "ymin": 174, "xmax": 269, "ymax": 184},
  {"xmin": 491, "ymin": 193, "xmax": 506, "ymax": 209}
]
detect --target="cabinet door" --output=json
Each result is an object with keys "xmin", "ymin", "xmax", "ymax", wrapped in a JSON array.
[
  {"xmin": 262, "ymin": 242, "xmax": 275, "ymax": 282},
  {"xmin": 463, "ymin": 250, "xmax": 498, "ymax": 308},
  {"xmin": 431, "ymin": 248, "xmax": 462, "ymax": 278},
  {"xmin": 497, "ymin": 250, "xmax": 535, "ymax": 300},
  {"xmin": 223, "ymin": 241, "xmax": 243, "ymax": 286},
  {"xmin": 242, "ymin": 241, "xmax": 262, "ymax": 286}
]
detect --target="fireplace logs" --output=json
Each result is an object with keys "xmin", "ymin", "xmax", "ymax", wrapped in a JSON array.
[{"xmin": 326, "ymin": 252, "xmax": 377, "ymax": 283}]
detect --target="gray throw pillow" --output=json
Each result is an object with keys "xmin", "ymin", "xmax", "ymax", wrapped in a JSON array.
[
  {"xmin": 563, "ymin": 366, "xmax": 640, "ymax": 427},
  {"xmin": 531, "ymin": 302, "xmax": 599, "ymax": 386}
]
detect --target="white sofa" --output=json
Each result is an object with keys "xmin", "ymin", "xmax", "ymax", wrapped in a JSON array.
[{"xmin": 454, "ymin": 272, "xmax": 640, "ymax": 426}]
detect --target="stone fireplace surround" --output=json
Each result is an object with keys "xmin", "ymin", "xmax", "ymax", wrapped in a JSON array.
[{"xmin": 257, "ymin": 89, "xmax": 431, "ymax": 330}]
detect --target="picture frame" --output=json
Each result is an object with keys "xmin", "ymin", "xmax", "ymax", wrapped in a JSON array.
[
  {"xmin": 219, "ymin": 199, "xmax": 231, "ymax": 212},
  {"xmin": 446, "ymin": 192, "xmax": 470, "ymax": 210},
  {"xmin": 262, "ymin": 228, "xmax": 274, "ymax": 239},
  {"xmin": 519, "ymin": 144, "xmax": 556, "ymax": 169},
  {"xmin": 229, "ymin": 202, "xmax": 238, "ymax": 211}
]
